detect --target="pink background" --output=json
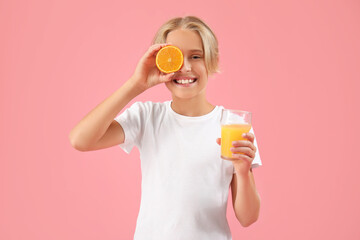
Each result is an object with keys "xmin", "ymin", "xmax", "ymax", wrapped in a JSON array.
[{"xmin": 1, "ymin": 0, "xmax": 359, "ymax": 239}]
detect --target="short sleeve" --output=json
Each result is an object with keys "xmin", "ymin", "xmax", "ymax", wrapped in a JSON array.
[
  {"xmin": 233, "ymin": 126, "xmax": 262, "ymax": 173},
  {"xmin": 114, "ymin": 101, "xmax": 148, "ymax": 154}
]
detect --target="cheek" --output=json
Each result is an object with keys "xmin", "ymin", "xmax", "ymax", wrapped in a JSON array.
[
  {"xmin": 165, "ymin": 81, "xmax": 172, "ymax": 89},
  {"xmin": 195, "ymin": 62, "xmax": 207, "ymax": 75}
]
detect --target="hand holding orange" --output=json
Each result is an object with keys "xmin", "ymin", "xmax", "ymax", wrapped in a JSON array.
[{"xmin": 156, "ymin": 45, "xmax": 184, "ymax": 73}]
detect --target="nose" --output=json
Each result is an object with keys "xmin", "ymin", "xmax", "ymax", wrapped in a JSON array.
[{"xmin": 179, "ymin": 57, "xmax": 191, "ymax": 72}]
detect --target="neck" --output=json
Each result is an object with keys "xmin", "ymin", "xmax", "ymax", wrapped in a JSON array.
[{"xmin": 170, "ymin": 95, "xmax": 215, "ymax": 117}]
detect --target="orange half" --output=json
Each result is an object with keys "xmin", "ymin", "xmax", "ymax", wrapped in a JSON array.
[{"xmin": 156, "ymin": 45, "xmax": 184, "ymax": 73}]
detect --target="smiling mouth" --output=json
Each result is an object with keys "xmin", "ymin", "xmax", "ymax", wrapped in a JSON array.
[{"xmin": 173, "ymin": 78, "xmax": 198, "ymax": 85}]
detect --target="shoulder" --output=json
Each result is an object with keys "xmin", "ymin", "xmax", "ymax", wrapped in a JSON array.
[
  {"xmin": 128, "ymin": 100, "xmax": 169, "ymax": 117},
  {"xmin": 138, "ymin": 100, "xmax": 168, "ymax": 112},
  {"xmin": 128, "ymin": 100, "xmax": 165, "ymax": 110}
]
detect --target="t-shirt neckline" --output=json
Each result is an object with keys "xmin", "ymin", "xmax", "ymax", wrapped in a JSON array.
[{"xmin": 166, "ymin": 100, "xmax": 220, "ymax": 121}]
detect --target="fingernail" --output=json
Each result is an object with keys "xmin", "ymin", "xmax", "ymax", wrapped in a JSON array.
[{"xmin": 242, "ymin": 133, "xmax": 246, "ymax": 137}]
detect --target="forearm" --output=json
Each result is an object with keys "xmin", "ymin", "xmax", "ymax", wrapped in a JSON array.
[
  {"xmin": 69, "ymin": 78, "xmax": 144, "ymax": 149},
  {"xmin": 233, "ymin": 170, "xmax": 261, "ymax": 227}
]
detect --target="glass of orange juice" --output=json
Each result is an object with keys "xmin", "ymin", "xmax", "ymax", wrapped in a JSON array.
[{"xmin": 220, "ymin": 109, "xmax": 252, "ymax": 160}]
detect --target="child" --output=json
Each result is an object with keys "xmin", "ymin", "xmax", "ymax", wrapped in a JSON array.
[{"xmin": 69, "ymin": 15, "xmax": 262, "ymax": 240}]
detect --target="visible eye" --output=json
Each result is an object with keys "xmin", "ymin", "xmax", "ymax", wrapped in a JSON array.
[{"xmin": 192, "ymin": 55, "xmax": 202, "ymax": 59}]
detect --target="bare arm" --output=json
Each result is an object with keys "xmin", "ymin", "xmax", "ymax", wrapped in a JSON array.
[
  {"xmin": 216, "ymin": 137, "xmax": 260, "ymax": 227},
  {"xmin": 231, "ymin": 170, "xmax": 261, "ymax": 227},
  {"xmin": 69, "ymin": 80, "xmax": 144, "ymax": 151},
  {"xmin": 69, "ymin": 43, "xmax": 174, "ymax": 151}
]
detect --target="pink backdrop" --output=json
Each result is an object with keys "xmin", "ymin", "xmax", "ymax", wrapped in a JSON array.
[{"xmin": 1, "ymin": 0, "xmax": 359, "ymax": 239}]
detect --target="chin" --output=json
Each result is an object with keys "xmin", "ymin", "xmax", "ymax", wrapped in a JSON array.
[{"xmin": 166, "ymin": 83, "xmax": 205, "ymax": 99}]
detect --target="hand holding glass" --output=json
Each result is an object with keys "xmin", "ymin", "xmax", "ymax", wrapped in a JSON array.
[{"xmin": 220, "ymin": 109, "xmax": 252, "ymax": 160}]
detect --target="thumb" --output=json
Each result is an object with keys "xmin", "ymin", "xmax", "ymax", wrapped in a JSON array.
[
  {"xmin": 167, "ymin": 72, "xmax": 175, "ymax": 79},
  {"xmin": 161, "ymin": 72, "xmax": 175, "ymax": 83},
  {"xmin": 216, "ymin": 138, "xmax": 221, "ymax": 145}
]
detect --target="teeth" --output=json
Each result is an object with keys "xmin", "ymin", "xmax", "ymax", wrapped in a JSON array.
[{"xmin": 175, "ymin": 79, "xmax": 195, "ymax": 84}]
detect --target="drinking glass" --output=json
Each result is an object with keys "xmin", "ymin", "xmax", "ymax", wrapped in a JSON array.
[{"xmin": 220, "ymin": 109, "xmax": 252, "ymax": 160}]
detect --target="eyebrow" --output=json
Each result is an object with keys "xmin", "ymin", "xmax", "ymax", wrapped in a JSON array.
[{"xmin": 189, "ymin": 49, "xmax": 203, "ymax": 53}]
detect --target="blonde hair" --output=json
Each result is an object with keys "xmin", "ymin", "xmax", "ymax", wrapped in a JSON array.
[{"xmin": 152, "ymin": 16, "xmax": 221, "ymax": 77}]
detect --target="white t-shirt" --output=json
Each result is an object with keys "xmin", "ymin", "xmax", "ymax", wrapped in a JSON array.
[{"xmin": 114, "ymin": 101, "xmax": 262, "ymax": 240}]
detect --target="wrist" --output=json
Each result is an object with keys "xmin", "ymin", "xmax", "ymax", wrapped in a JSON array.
[
  {"xmin": 126, "ymin": 76, "xmax": 147, "ymax": 93},
  {"xmin": 234, "ymin": 171, "xmax": 252, "ymax": 188},
  {"xmin": 233, "ymin": 164, "xmax": 252, "ymax": 177}
]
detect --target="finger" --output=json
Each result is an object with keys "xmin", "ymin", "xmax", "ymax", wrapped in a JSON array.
[
  {"xmin": 147, "ymin": 43, "xmax": 171, "ymax": 57},
  {"xmin": 159, "ymin": 72, "xmax": 175, "ymax": 83},
  {"xmin": 243, "ymin": 132, "xmax": 255, "ymax": 143},
  {"xmin": 216, "ymin": 138, "xmax": 221, "ymax": 145},
  {"xmin": 153, "ymin": 43, "xmax": 170, "ymax": 50},
  {"xmin": 232, "ymin": 140, "xmax": 256, "ymax": 152},
  {"xmin": 232, "ymin": 154, "xmax": 253, "ymax": 164},
  {"xmin": 231, "ymin": 147, "xmax": 255, "ymax": 158}
]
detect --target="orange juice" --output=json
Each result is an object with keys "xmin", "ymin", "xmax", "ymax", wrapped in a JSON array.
[{"xmin": 221, "ymin": 124, "xmax": 252, "ymax": 159}]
